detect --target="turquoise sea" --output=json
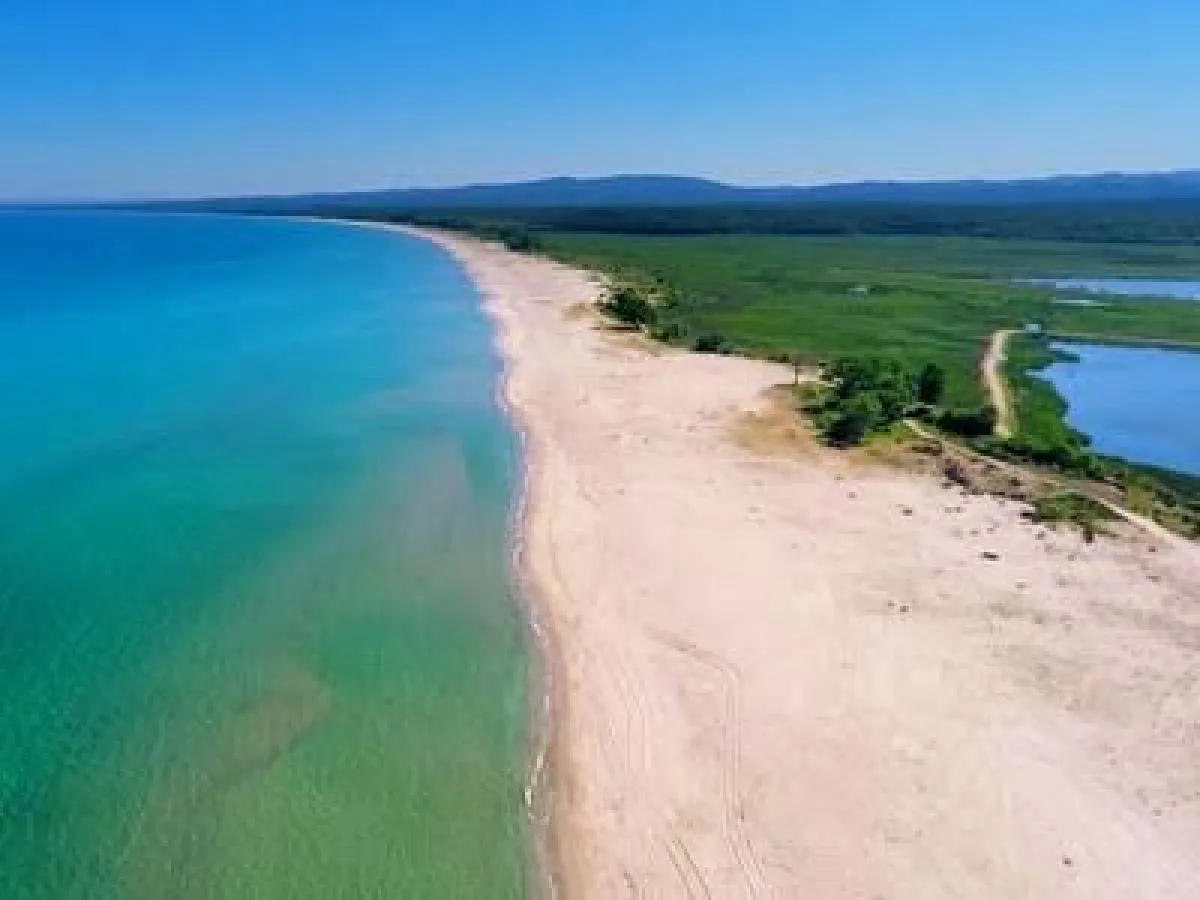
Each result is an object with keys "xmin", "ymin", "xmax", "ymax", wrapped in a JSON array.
[{"xmin": 0, "ymin": 212, "xmax": 530, "ymax": 898}]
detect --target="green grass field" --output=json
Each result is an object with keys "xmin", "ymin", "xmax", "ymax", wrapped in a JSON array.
[{"xmin": 542, "ymin": 234, "xmax": 1200, "ymax": 408}]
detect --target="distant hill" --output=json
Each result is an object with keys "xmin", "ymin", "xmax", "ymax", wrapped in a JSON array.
[
  {"xmin": 160, "ymin": 170, "xmax": 1200, "ymax": 213},
  {"xmin": 160, "ymin": 176, "xmax": 745, "ymax": 212},
  {"xmin": 794, "ymin": 171, "xmax": 1200, "ymax": 205}
]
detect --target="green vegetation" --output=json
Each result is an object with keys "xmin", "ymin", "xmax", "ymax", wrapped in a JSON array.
[
  {"xmin": 385, "ymin": 201, "xmax": 1200, "ymax": 244},
  {"xmin": 802, "ymin": 356, "xmax": 997, "ymax": 446},
  {"xmin": 603, "ymin": 286, "xmax": 657, "ymax": 327},
  {"xmin": 806, "ymin": 357, "xmax": 916, "ymax": 445},
  {"xmin": 827, "ymin": 393, "xmax": 884, "ymax": 446},
  {"xmin": 499, "ymin": 228, "xmax": 542, "ymax": 253},
  {"xmin": 693, "ymin": 333, "xmax": 731, "ymax": 354},
  {"xmin": 1119, "ymin": 466, "xmax": 1200, "ymax": 539},
  {"xmin": 995, "ymin": 334, "xmax": 1101, "ymax": 475},
  {"xmin": 540, "ymin": 233, "xmax": 1200, "ymax": 410},
  {"xmin": 1030, "ymin": 492, "xmax": 1117, "ymax": 542},
  {"xmin": 416, "ymin": 219, "xmax": 543, "ymax": 253},
  {"xmin": 936, "ymin": 405, "xmax": 999, "ymax": 438},
  {"xmin": 916, "ymin": 362, "xmax": 947, "ymax": 405},
  {"xmin": 557, "ymin": 232, "xmax": 1200, "ymax": 525}
]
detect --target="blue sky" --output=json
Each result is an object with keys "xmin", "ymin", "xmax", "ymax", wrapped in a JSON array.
[{"xmin": 3, "ymin": 0, "xmax": 1198, "ymax": 200}]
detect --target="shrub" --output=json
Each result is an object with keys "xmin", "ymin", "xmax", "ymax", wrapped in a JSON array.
[
  {"xmin": 650, "ymin": 322, "xmax": 688, "ymax": 343},
  {"xmin": 938, "ymin": 405, "xmax": 998, "ymax": 438},
  {"xmin": 916, "ymin": 362, "xmax": 947, "ymax": 404},
  {"xmin": 497, "ymin": 227, "xmax": 541, "ymax": 253},
  {"xmin": 1030, "ymin": 493, "xmax": 1115, "ymax": 542},
  {"xmin": 604, "ymin": 287, "xmax": 657, "ymax": 327},
  {"xmin": 812, "ymin": 355, "xmax": 920, "ymax": 445},
  {"xmin": 995, "ymin": 434, "xmax": 1103, "ymax": 478},
  {"xmin": 693, "ymin": 333, "xmax": 729, "ymax": 353},
  {"xmin": 827, "ymin": 357, "xmax": 914, "ymax": 421},
  {"xmin": 827, "ymin": 393, "xmax": 883, "ymax": 446}
]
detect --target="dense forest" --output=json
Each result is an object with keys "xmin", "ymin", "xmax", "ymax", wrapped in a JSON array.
[{"xmin": 357, "ymin": 201, "xmax": 1200, "ymax": 245}]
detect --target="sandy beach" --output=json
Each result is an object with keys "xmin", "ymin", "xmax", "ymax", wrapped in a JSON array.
[{"xmin": 409, "ymin": 226, "xmax": 1200, "ymax": 898}]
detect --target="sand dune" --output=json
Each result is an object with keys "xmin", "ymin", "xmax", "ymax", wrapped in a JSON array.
[{"xmin": 410, "ymin": 227, "xmax": 1200, "ymax": 899}]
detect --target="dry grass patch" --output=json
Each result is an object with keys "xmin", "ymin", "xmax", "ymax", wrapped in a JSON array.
[
  {"xmin": 731, "ymin": 387, "xmax": 820, "ymax": 459},
  {"xmin": 563, "ymin": 302, "xmax": 594, "ymax": 321}
]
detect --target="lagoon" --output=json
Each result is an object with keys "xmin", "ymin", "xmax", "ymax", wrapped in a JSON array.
[
  {"xmin": 0, "ymin": 212, "xmax": 529, "ymax": 899},
  {"xmin": 1040, "ymin": 341, "xmax": 1200, "ymax": 476},
  {"xmin": 1028, "ymin": 278, "xmax": 1200, "ymax": 302}
]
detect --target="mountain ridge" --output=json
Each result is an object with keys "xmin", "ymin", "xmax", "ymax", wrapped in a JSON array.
[
  {"xmin": 15, "ymin": 169, "xmax": 1200, "ymax": 211},
  {"xmin": 182, "ymin": 169, "xmax": 1200, "ymax": 211}
]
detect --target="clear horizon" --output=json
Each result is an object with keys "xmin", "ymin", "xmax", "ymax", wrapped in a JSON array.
[{"xmin": 4, "ymin": 1, "xmax": 1199, "ymax": 201}]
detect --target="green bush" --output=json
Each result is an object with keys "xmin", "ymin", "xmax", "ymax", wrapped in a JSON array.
[
  {"xmin": 604, "ymin": 287, "xmax": 657, "ymax": 327},
  {"xmin": 938, "ymin": 405, "xmax": 998, "ymax": 437},
  {"xmin": 650, "ymin": 321, "xmax": 688, "ymax": 343},
  {"xmin": 693, "ymin": 333, "xmax": 729, "ymax": 353},
  {"xmin": 827, "ymin": 393, "xmax": 883, "ymax": 446},
  {"xmin": 505, "ymin": 231, "xmax": 540, "ymax": 252},
  {"xmin": 827, "ymin": 357, "xmax": 914, "ymax": 421},
  {"xmin": 995, "ymin": 434, "xmax": 1104, "ymax": 478},
  {"xmin": 1031, "ymin": 493, "xmax": 1115, "ymax": 542},
  {"xmin": 916, "ymin": 362, "xmax": 947, "ymax": 404},
  {"xmin": 815, "ymin": 357, "xmax": 915, "ymax": 445},
  {"xmin": 489, "ymin": 225, "xmax": 543, "ymax": 253}
]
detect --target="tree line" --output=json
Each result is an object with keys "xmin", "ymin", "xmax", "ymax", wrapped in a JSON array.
[{"xmin": 382, "ymin": 201, "xmax": 1200, "ymax": 245}]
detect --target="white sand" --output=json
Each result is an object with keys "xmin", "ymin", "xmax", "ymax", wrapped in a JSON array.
[{"xmin": 409, "ymin": 226, "xmax": 1200, "ymax": 898}]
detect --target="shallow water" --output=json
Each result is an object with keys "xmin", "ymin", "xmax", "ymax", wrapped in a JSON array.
[
  {"xmin": 0, "ymin": 212, "xmax": 529, "ymax": 898},
  {"xmin": 1024, "ymin": 277, "xmax": 1200, "ymax": 302},
  {"xmin": 1040, "ymin": 341, "xmax": 1200, "ymax": 476}
]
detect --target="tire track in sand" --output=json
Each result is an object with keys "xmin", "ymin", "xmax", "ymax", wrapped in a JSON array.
[
  {"xmin": 651, "ymin": 628, "xmax": 769, "ymax": 898},
  {"xmin": 544, "ymin": 464, "xmax": 687, "ymax": 896}
]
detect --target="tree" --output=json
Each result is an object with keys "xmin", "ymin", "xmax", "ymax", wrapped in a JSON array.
[
  {"xmin": 828, "ymin": 357, "xmax": 913, "ymax": 414},
  {"xmin": 693, "ymin": 333, "xmax": 729, "ymax": 353},
  {"xmin": 818, "ymin": 356, "xmax": 918, "ymax": 445},
  {"xmin": 502, "ymin": 229, "xmax": 540, "ymax": 253},
  {"xmin": 827, "ymin": 393, "xmax": 883, "ymax": 446},
  {"xmin": 650, "ymin": 321, "xmax": 687, "ymax": 343},
  {"xmin": 606, "ymin": 287, "xmax": 656, "ymax": 327},
  {"xmin": 492, "ymin": 225, "xmax": 542, "ymax": 253},
  {"xmin": 916, "ymin": 362, "xmax": 946, "ymax": 405},
  {"xmin": 830, "ymin": 357, "xmax": 914, "ymax": 422},
  {"xmin": 938, "ymin": 405, "xmax": 999, "ymax": 437}
]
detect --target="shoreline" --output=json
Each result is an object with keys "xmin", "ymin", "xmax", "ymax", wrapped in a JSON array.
[
  {"xmin": 1047, "ymin": 331, "xmax": 1200, "ymax": 352},
  {"xmin": 351, "ymin": 219, "xmax": 1200, "ymax": 897},
  {"xmin": 405, "ymin": 225, "xmax": 573, "ymax": 899},
  {"xmin": 1008, "ymin": 330, "xmax": 1200, "ymax": 485},
  {"xmin": 296, "ymin": 214, "xmax": 568, "ymax": 895}
]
